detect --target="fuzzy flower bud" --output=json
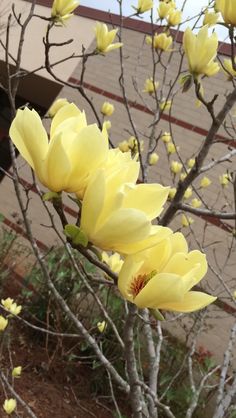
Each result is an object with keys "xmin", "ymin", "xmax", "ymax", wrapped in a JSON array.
[
  {"xmin": 161, "ymin": 132, "xmax": 171, "ymax": 143},
  {"xmin": 3, "ymin": 399, "xmax": 16, "ymax": 415},
  {"xmin": 181, "ymin": 214, "xmax": 194, "ymax": 227},
  {"xmin": 143, "ymin": 78, "xmax": 159, "ymax": 93},
  {"xmin": 0, "ymin": 316, "xmax": 8, "ymax": 331},
  {"xmin": 149, "ymin": 153, "xmax": 159, "ymax": 165},
  {"xmin": 171, "ymin": 161, "xmax": 182, "ymax": 174},
  {"xmin": 12, "ymin": 366, "xmax": 22, "ymax": 378},
  {"xmin": 191, "ymin": 198, "xmax": 202, "ymax": 208},
  {"xmin": 200, "ymin": 176, "xmax": 211, "ymax": 188},
  {"xmin": 184, "ymin": 187, "xmax": 192, "ymax": 199},
  {"xmin": 101, "ymin": 102, "xmax": 114, "ymax": 116}
]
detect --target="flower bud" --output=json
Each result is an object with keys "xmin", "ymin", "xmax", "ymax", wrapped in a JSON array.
[{"xmin": 101, "ymin": 102, "xmax": 115, "ymax": 116}]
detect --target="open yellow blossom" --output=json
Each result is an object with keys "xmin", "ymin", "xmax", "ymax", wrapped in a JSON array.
[
  {"xmin": 219, "ymin": 173, "xmax": 232, "ymax": 187},
  {"xmin": 149, "ymin": 153, "xmax": 159, "ymax": 165},
  {"xmin": 101, "ymin": 102, "xmax": 115, "ymax": 116},
  {"xmin": 102, "ymin": 252, "xmax": 124, "ymax": 274},
  {"xmin": 191, "ymin": 198, "xmax": 202, "ymax": 208},
  {"xmin": 203, "ymin": 11, "xmax": 220, "ymax": 26},
  {"xmin": 0, "ymin": 316, "xmax": 8, "ymax": 331},
  {"xmin": 167, "ymin": 9, "xmax": 182, "ymax": 26},
  {"xmin": 168, "ymin": 187, "xmax": 176, "ymax": 200},
  {"xmin": 161, "ymin": 132, "xmax": 171, "ymax": 143},
  {"xmin": 215, "ymin": 0, "xmax": 236, "ymax": 25},
  {"xmin": 182, "ymin": 214, "xmax": 194, "ymax": 227},
  {"xmin": 183, "ymin": 26, "xmax": 219, "ymax": 77},
  {"xmin": 171, "ymin": 161, "xmax": 182, "ymax": 174},
  {"xmin": 1, "ymin": 298, "xmax": 22, "ymax": 316},
  {"xmin": 51, "ymin": 0, "xmax": 79, "ymax": 22},
  {"xmin": 3, "ymin": 399, "xmax": 17, "ymax": 415},
  {"xmin": 184, "ymin": 187, "xmax": 192, "ymax": 199},
  {"xmin": 10, "ymin": 104, "xmax": 109, "ymax": 197},
  {"xmin": 135, "ymin": 0, "xmax": 153, "ymax": 13},
  {"xmin": 48, "ymin": 98, "xmax": 70, "ymax": 118},
  {"xmin": 158, "ymin": 2, "xmax": 172, "ymax": 19},
  {"xmin": 187, "ymin": 158, "xmax": 195, "ymax": 168},
  {"xmin": 118, "ymin": 232, "xmax": 216, "ymax": 312},
  {"xmin": 80, "ymin": 168, "xmax": 171, "ymax": 254},
  {"xmin": 12, "ymin": 366, "xmax": 22, "ymax": 378},
  {"xmin": 95, "ymin": 22, "xmax": 123, "ymax": 54},
  {"xmin": 143, "ymin": 78, "xmax": 159, "ymax": 93},
  {"xmin": 200, "ymin": 176, "xmax": 211, "ymax": 188},
  {"xmin": 223, "ymin": 58, "xmax": 236, "ymax": 79},
  {"xmin": 146, "ymin": 33, "xmax": 173, "ymax": 51}
]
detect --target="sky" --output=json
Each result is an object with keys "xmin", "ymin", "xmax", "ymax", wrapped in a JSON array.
[{"xmin": 79, "ymin": 0, "xmax": 228, "ymax": 41}]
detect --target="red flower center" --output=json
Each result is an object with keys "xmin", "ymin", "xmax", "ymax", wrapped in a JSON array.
[{"xmin": 130, "ymin": 274, "xmax": 148, "ymax": 298}]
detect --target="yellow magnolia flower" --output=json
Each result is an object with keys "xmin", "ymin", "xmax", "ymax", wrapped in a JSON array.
[
  {"xmin": 0, "ymin": 316, "xmax": 8, "ymax": 331},
  {"xmin": 160, "ymin": 99, "xmax": 172, "ymax": 111},
  {"xmin": 102, "ymin": 251, "xmax": 124, "ymax": 274},
  {"xmin": 149, "ymin": 153, "xmax": 159, "ymax": 165},
  {"xmin": 97, "ymin": 321, "xmax": 107, "ymax": 333},
  {"xmin": 191, "ymin": 198, "xmax": 202, "ymax": 208},
  {"xmin": 10, "ymin": 104, "xmax": 109, "ymax": 197},
  {"xmin": 183, "ymin": 26, "xmax": 219, "ymax": 77},
  {"xmin": 3, "ymin": 399, "xmax": 17, "ymax": 415},
  {"xmin": 118, "ymin": 232, "xmax": 216, "ymax": 312},
  {"xmin": 215, "ymin": 0, "xmax": 236, "ymax": 25},
  {"xmin": 146, "ymin": 33, "xmax": 173, "ymax": 51},
  {"xmin": 118, "ymin": 140, "xmax": 130, "ymax": 153},
  {"xmin": 167, "ymin": 142, "xmax": 178, "ymax": 154},
  {"xmin": 1, "ymin": 298, "xmax": 22, "ymax": 316},
  {"xmin": 181, "ymin": 214, "xmax": 194, "ymax": 227},
  {"xmin": 161, "ymin": 132, "xmax": 171, "ymax": 143},
  {"xmin": 95, "ymin": 22, "xmax": 123, "ymax": 54},
  {"xmin": 48, "ymin": 98, "xmax": 69, "ymax": 118},
  {"xmin": 219, "ymin": 173, "xmax": 232, "ymax": 187},
  {"xmin": 223, "ymin": 58, "xmax": 236, "ymax": 79},
  {"xmin": 101, "ymin": 102, "xmax": 115, "ymax": 116},
  {"xmin": 184, "ymin": 187, "xmax": 192, "ymax": 199},
  {"xmin": 158, "ymin": 2, "xmax": 172, "ymax": 19},
  {"xmin": 203, "ymin": 11, "xmax": 220, "ymax": 26},
  {"xmin": 135, "ymin": 0, "xmax": 153, "ymax": 13},
  {"xmin": 143, "ymin": 78, "xmax": 159, "ymax": 93},
  {"xmin": 200, "ymin": 176, "xmax": 211, "ymax": 188},
  {"xmin": 168, "ymin": 187, "xmax": 176, "ymax": 200},
  {"xmin": 51, "ymin": 0, "xmax": 79, "ymax": 22},
  {"xmin": 171, "ymin": 161, "xmax": 182, "ymax": 174},
  {"xmin": 187, "ymin": 158, "xmax": 195, "ymax": 168},
  {"xmin": 167, "ymin": 9, "xmax": 182, "ymax": 26},
  {"xmin": 12, "ymin": 366, "xmax": 22, "ymax": 378},
  {"xmin": 80, "ymin": 168, "xmax": 171, "ymax": 254}
]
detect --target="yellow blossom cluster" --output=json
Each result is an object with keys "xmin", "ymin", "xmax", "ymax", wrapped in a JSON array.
[
  {"xmin": 9, "ymin": 102, "xmax": 216, "ymax": 314},
  {"xmin": 158, "ymin": 0, "xmax": 182, "ymax": 26}
]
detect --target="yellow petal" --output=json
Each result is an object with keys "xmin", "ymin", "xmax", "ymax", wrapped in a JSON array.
[
  {"xmin": 50, "ymin": 103, "xmax": 82, "ymax": 137},
  {"xmin": 162, "ymin": 250, "xmax": 207, "ymax": 282},
  {"xmin": 118, "ymin": 256, "xmax": 145, "ymax": 302},
  {"xmin": 9, "ymin": 108, "xmax": 48, "ymax": 172},
  {"xmin": 122, "ymin": 183, "xmax": 169, "ymax": 219},
  {"xmin": 44, "ymin": 133, "xmax": 71, "ymax": 191},
  {"xmin": 134, "ymin": 273, "xmax": 185, "ymax": 309},
  {"xmin": 158, "ymin": 291, "xmax": 217, "ymax": 312},
  {"xmin": 81, "ymin": 170, "xmax": 105, "ymax": 236}
]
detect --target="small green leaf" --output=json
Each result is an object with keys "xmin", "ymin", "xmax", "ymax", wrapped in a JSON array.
[
  {"xmin": 0, "ymin": 213, "xmax": 5, "ymax": 223},
  {"xmin": 42, "ymin": 191, "xmax": 60, "ymax": 201},
  {"xmin": 150, "ymin": 308, "xmax": 165, "ymax": 321},
  {"xmin": 64, "ymin": 224, "xmax": 88, "ymax": 247}
]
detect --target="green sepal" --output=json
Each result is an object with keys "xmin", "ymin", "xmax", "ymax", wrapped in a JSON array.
[
  {"xmin": 42, "ymin": 191, "xmax": 61, "ymax": 201},
  {"xmin": 150, "ymin": 308, "xmax": 165, "ymax": 321},
  {"xmin": 64, "ymin": 224, "xmax": 88, "ymax": 247},
  {"xmin": 179, "ymin": 73, "xmax": 193, "ymax": 93}
]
